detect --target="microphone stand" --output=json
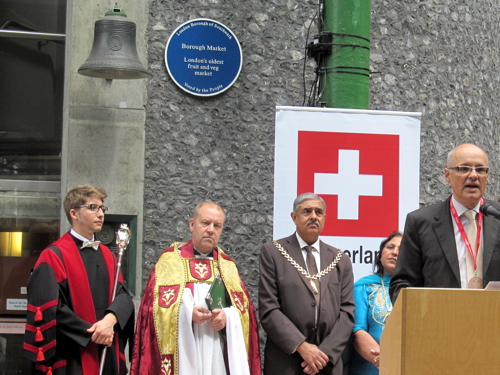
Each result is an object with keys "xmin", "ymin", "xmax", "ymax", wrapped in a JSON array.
[{"xmin": 99, "ymin": 224, "xmax": 131, "ymax": 375}]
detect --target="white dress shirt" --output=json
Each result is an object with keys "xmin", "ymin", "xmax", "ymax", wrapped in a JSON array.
[{"xmin": 450, "ymin": 196, "xmax": 483, "ymax": 288}]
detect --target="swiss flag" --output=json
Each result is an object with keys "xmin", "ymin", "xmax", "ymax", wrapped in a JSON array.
[{"xmin": 297, "ymin": 131, "xmax": 399, "ymax": 237}]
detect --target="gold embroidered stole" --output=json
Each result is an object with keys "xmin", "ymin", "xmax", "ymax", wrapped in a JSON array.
[{"xmin": 152, "ymin": 242, "xmax": 251, "ymax": 375}]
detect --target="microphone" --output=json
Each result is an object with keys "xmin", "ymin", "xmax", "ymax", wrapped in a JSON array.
[{"xmin": 479, "ymin": 204, "xmax": 500, "ymax": 219}]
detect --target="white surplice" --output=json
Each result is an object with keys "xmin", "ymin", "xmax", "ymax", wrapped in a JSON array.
[{"xmin": 178, "ymin": 283, "xmax": 250, "ymax": 375}]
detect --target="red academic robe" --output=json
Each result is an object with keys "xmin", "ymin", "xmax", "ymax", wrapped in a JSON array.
[{"xmin": 23, "ymin": 232, "xmax": 134, "ymax": 375}]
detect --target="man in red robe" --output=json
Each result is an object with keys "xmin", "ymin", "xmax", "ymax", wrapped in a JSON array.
[
  {"xmin": 130, "ymin": 202, "xmax": 261, "ymax": 375},
  {"xmin": 23, "ymin": 185, "xmax": 134, "ymax": 375}
]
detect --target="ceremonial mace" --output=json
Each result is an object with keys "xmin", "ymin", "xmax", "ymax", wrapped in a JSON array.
[{"xmin": 99, "ymin": 224, "xmax": 132, "ymax": 375}]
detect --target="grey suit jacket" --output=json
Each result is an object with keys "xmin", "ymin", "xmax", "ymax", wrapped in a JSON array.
[
  {"xmin": 390, "ymin": 197, "xmax": 500, "ymax": 302},
  {"xmin": 259, "ymin": 234, "xmax": 355, "ymax": 375}
]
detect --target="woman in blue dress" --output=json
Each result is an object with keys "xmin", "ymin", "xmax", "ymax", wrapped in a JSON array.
[{"xmin": 349, "ymin": 231, "xmax": 402, "ymax": 375}]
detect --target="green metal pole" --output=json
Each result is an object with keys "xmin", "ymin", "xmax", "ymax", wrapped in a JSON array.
[{"xmin": 321, "ymin": 0, "xmax": 371, "ymax": 109}]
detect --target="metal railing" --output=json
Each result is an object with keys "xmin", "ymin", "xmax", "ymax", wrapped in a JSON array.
[{"xmin": 0, "ymin": 29, "xmax": 65, "ymax": 42}]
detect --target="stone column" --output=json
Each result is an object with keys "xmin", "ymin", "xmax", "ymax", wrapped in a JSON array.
[{"xmin": 62, "ymin": 0, "xmax": 148, "ymax": 296}]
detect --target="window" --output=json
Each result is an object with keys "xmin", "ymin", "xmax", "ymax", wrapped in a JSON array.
[
  {"xmin": 0, "ymin": 0, "xmax": 65, "ymax": 180},
  {"xmin": 0, "ymin": 1, "xmax": 66, "ymax": 370}
]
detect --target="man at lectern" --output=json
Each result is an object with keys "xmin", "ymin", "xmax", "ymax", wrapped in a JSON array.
[{"xmin": 390, "ymin": 143, "xmax": 500, "ymax": 302}]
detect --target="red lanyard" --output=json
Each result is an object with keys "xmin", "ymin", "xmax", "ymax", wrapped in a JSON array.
[{"xmin": 450, "ymin": 198, "xmax": 483, "ymax": 272}]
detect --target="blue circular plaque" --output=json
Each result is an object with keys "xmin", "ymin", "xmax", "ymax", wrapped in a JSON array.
[{"xmin": 165, "ymin": 19, "xmax": 243, "ymax": 96}]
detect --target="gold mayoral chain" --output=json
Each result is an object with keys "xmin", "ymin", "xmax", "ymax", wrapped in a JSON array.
[{"xmin": 272, "ymin": 240, "xmax": 343, "ymax": 294}]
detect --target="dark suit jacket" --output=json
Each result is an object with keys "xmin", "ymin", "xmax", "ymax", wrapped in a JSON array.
[
  {"xmin": 390, "ymin": 197, "xmax": 500, "ymax": 302},
  {"xmin": 259, "ymin": 234, "xmax": 355, "ymax": 375}
]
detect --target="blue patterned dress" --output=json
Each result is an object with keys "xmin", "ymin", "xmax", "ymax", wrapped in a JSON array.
[{"xmin": 349, "ymin": 274, "xmax": 392, "ymax": 375}]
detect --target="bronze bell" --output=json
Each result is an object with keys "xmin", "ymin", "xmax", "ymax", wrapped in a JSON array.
[{"xmin": 78, "ymin": 8, "xmax": 149, "ymax": 79}]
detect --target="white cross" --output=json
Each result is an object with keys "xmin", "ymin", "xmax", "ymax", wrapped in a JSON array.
[{"xmin": 314, "ymin": 149, "xmax": 383, "ymax": 220}]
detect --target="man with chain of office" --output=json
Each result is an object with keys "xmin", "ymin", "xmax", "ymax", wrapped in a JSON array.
[
  {"xmin": 131, "ymin": 202, "xmax": 261, "ymax": 375},
  {"xmin": 259, "ymin": 192, "xmax": 355, "ymax": 375}
]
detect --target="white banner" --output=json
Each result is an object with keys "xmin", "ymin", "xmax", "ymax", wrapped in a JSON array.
[{"xmin": 274, "ymin": 106, "xmax": 421, "ymax": 281}]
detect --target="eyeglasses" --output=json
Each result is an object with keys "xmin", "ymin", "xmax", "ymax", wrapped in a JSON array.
[
  {"xmin": 74, "ymin": 204, "xmax": 108, "ymax": 213},
  {"xmin": 448, "ymin": 166, "xmax": 490, "ymax": 176}
]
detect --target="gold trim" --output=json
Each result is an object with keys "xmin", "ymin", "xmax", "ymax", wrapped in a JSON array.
[{"xmin": 153, "ymin": 242, "xmax": 188, "ymax": 375}]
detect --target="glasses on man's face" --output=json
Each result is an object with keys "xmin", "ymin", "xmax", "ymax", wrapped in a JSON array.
[
  {"xmin": 74, "ymin": 204, "xmax": 108, "ymax": 213},
  {"xmin": 448, "ymin": 165, "xmax": 490, "ymax": 176}
]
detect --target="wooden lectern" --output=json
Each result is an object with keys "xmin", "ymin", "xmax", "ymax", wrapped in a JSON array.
[{"xmin": 380, "ymin": 288, "xmax": 500, "ymax": 374}]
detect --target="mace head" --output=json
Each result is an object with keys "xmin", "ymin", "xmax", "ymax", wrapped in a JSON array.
[{"xmin": 116, "ymin": 223, "xmax": 132, "ymax": 250}]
